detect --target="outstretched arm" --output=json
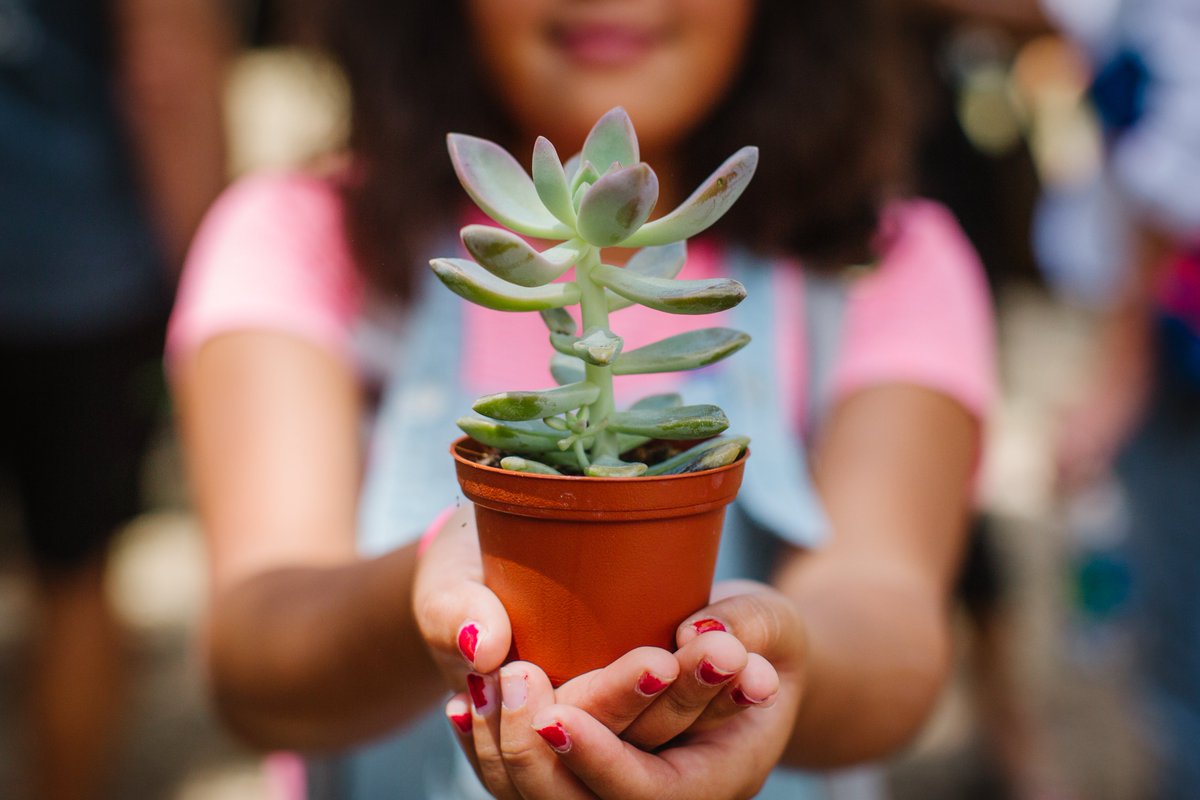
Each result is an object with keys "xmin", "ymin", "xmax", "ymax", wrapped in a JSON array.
[
  {"xmin": 175, "ymin": 332, "xmax": 444, "ymax": 749},
  {"xmin": 775, "ymin": 383, "xmax": 978, "ymax": 765}
]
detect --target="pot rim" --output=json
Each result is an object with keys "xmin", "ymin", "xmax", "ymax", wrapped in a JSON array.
[{"xmin": 450, "ymin": 435, "xmax": 748, "ymax": 483}]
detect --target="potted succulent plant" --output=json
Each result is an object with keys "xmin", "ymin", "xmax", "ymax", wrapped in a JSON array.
[{"xmin": 431, "ymin": 107, "xmax": 758, "ymax": 685}]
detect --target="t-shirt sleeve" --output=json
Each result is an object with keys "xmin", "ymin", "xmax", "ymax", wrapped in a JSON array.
[
  {"xmin": 832, "ymin": 199, "xmax": 997, "ymax": 421},
  {"xmin": 165, "ymin": 171, "xmax": 362, "ymax": 366}
]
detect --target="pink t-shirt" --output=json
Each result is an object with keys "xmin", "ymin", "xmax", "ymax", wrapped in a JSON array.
[{"xmin": 168, "ymin": 171, "xmax": 995, "ymax": 426}]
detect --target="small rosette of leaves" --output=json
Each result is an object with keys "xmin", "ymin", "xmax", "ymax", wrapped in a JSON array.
[{"xmin": 433, "ymin": 107, "xmax": 756, "ymax": 475}]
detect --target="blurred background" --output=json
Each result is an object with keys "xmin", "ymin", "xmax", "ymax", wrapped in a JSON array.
[{"xmin": 2, "ymin": 0, "xmax": 1195, "ymax": 797}]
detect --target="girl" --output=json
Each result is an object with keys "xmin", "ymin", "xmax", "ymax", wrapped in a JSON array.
[{"xmin": 169, "ymin": 1, "xmax": 994, "ymax": 797}]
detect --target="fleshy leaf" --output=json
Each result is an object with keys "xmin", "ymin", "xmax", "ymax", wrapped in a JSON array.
[
  {"xmin": 591, "ymin": 263, "xmax": 745, "ymax": 315},
  {"xmin": 645, "ymin": 436, "xmax": 750, "ymax": 476},
  {"xmin": 576, "ymin": 163, "xmax": 659, "ymax": 247},
  {"xmin": 570, "ymin": 160, "xmax": 600, "ymax": 196},
  {"xmin": 458, "ymin": 416, "xmax": 566, "ymax": 453},
  {"xmin": 629, "ymin": 392, "xmax": 683, "ymax": 411},
  {"xmin": 572, "ymin": 327, "xmax": 623, "ymax": 365},
  {"xmin": 619, "ymin": 146, "xmax": 759, "ymax": 247},
  {"xmin": 447, "ymin": 134, "xmax": 573, "ymax": 239},
  {"xmin": 474, "ymin": 380, "xmax": 600, "ymax": 421},
  {"xmin": 613, "ymin": 328, "xmax": 750, "ymax": 374},
  {"xmin": 585, "ymin": 455, "xmax": 648, "ymax": 478},
  {"xmin": 549, "ymin": 353, "xmax": 586, "ymax": 385},
  {"xmin": 460, "ymin": 226, "xmax": 583, "ymax": 287},
  {"xmin": 531, "ymin": 136, "xmax": 576, "ymax": 227},
  {"xmin": 607, "ymin": 404, "xmax": 729, "ymax": 439},
  {"xmin": 607, "ymin": 242, "xmax": 688, "ymax": 311},
  {"xmin": 430, "ymin": 258, "xmax": 580, "ymax": 311},
  {"xmin": 563, "ymin": 153, "xmax": 581, "ymax": 181},
  {"xmin": 500, "ymin": 456, "xmax": 564, "ymax": 475},
  {"xmin": 539, "ymin": 308, "xmax": 577, "ymax": 336},
  {"xmin": 582, "ymin": 107, "xmax": 639, "ymax": 174}
]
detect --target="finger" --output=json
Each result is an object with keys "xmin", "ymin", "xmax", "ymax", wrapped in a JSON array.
[
  {"xmin": 677, "ymin": 585, "xmax": 806, "ymax": 671},
  {"xmin": 445, "ymin": 694, "xmax": 482, "ymax": 780},
  {"xmin": 687, "ymin": 652, "xmax": 780, "ymax": 734},
  {"xmin": 465, "ymin": 671, "xmax": 516, "ymax": 799},
  {"xmin": 414, "ymin": 505, "xmax": 513, "ymax": 674},
  {"xmin": 532, "ymin": 705, "xmax": 750, "ymax": 800},
  {"xmin": 621, "ymin": 631, "xmax": 747, "ymax": 750},
  {"xmin": 555, "ymin": 646, "xmax": 679, "ymax": 736},
  {"xmin": 496, "ymin": 662, "xmax": 595, "ymax": 799}
]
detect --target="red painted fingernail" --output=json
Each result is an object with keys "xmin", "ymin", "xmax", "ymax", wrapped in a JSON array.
[
  {"xmin": 466, "ymin": 673, "xmax": 492, "ymax": 713},
  {"xmin": 450, "ymin": 711, "xmax": 472, "ymax": 733},
  {"xmin": 731, "ymin": 687, "xmax": 760, "ymax": 706},
  {"xmin": 457, "ymin": 622, "xmax": 480, "ymax": 663},
  {"xmin": 536, "ymin": 722, "xmax": 572, "ymax": 753},
  {"xmin": 697, "ymin": 659, "xmax": 736, "ymax": 686},
  {"xmin": 692, "ymin": 617, "xmax": 727, "ymax": 634},
  {"xmin": 636, "ymin": 671, "xmax": 670, "ymax": 696}
]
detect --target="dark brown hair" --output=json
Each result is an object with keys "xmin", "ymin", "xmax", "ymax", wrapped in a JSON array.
[{"xmin": 301, "ymin": 0, "xmax": 915, "ymax": 301}]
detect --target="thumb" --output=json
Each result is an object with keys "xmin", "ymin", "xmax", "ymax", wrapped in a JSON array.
[{"xmin": 413, "ymin": 503, "xmax": 512, "ymax": 675}]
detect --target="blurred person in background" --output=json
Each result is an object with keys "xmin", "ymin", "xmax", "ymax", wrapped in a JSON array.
[
  {"xmin": 0, "ymin": 0, "xmax": 228, "ymax": 797},
  {"xmin": 1044, "ymin": 0, "xmax": 1200, "ymax": 796}
]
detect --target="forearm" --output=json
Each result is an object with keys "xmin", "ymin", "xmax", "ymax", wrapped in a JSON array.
[
  {"xmin": 205, "ymin": 542, "xmax": 444, "ymax": 751},
  {"xmin": 774, "ymin": 549, "xmax": 953, "ymax": 766}
]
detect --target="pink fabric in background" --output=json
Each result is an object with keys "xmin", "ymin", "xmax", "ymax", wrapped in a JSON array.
[
  {"xmin": 167, "ymin": 173, "xmax": 994, "ymax": 425},
  {"xmin": 166, "ymin": 172, "xmax": 363, "ymax": 366}
]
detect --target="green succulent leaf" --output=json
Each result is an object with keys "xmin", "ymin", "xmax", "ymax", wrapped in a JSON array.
[
  {"xmin": 607, "ymin": 404, "xmax": 729, "ymax": 439},
  {"xmin": 563, "ymin": 153, "xmax": 581, "ymax": 181},
  {"xmin": 629, "ymin": 392, "xmax": 684, "ymax": 411},
  {"xmin": 582, "ymin": 107, "xmax": 639, "ymax": 174},
  {"xmin": 613, "ymin": 328, "xmax": 750, "ymax": 375},
  {"xmin": 585, "ymin": 455, "xmax": 648, "ymax": 478},
  {"xmin": 549, "ymin": 352, "xmax": 586, "ymax": 385},
  {"xmin": 591, "ymin": 263, "xmax": 745, "ymax": 315},
  {"xmin": 607, "ymin": 242, "xmax": 688, "ymax": 311},
  {"xmin": 474, "ymin": 380, "xmax": 600, "ymax": 421},
  {"xmin": 500, "ymin": 456, "xmax": 564, "ymax": 475},
  {"xmin": 531, "ymin": 136, "xmax": 577, "ymax": 227},
  {"xmin": 619, "ymin": 146, "xmax": 759, "ymax": 247},
  {"xmin": 644, "ymin": 436, "xmax": 750, "ymax": 476},
  {"xmin": 429, "ymin": 258, "xmax": 580, "ymax": 312},
  {"xmin": 576, "ymin": 163, "xmax": 659, "ymax": 247},
  {"xmin": 457, "ymin": 416, "xmax": 566, "ymax": 453},
  {"xmin": 460, "ymin": 226, "xmax": 583, "ymax": 287},
  {"xmin": 447, "ymin": 134, "xmax": 573, "ymax": 239},
  {"xmin": 539, "ymin": 308, "xmax": 577, "ymax": 336},
  {"xmin": 570, "ymin": 160, "xmax": 601, "ymax": 196},
  {"xmin": 573, "ymin": 327, "xmax": 623, "ymax": 366}
]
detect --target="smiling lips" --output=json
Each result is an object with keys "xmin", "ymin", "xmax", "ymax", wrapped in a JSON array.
[{"xmin": 555, "ymin": 23, "xmax": 661, "ymax": 68}]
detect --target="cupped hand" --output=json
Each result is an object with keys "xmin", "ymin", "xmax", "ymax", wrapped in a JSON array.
[
  {"xmin": 413, "ymin": 504, "xmax": 513, "ymax": 683},
  {"xmin": 446, "ymin": 580, "xmax": 809, "ymax": 799}
]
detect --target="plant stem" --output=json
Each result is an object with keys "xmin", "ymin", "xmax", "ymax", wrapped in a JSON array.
[{"xmin": 575, "ymin": 246, "xmax": 619, "ymax": 461}]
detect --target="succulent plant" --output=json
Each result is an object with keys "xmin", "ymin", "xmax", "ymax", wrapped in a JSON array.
[{"xmin": 431, "ymin": 107, "xmax": 756, "ymax": 477}]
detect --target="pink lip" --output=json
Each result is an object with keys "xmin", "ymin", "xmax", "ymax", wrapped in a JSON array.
[{"xmin": 556, "ymin": 24, "xmax": 659, "ymax": 68}]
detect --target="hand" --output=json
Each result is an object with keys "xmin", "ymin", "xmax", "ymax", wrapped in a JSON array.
[
  {"xmin": 446, "ymin": 580, "xmax": 808, "ymax": 799},
  {"xmin": 413, "ymin": 503, "xmax": 513, "ymax": 684}
]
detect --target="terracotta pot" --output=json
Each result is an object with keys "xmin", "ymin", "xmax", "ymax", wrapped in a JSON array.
[{"xmin": 451, "ymin": 436, "xmax": 747, "ymax": 686}]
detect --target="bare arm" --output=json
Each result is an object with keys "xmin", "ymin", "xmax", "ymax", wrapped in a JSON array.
[
  {"xmin": 113, "ymin": 0, "xmax": 231, "ymax": 269},
  {"xmin": 175, "ymin": 332, "xmax": 443, "ymax": 750},
  {"xmin": 775, "ymin": 384, "xmax": 978, "ymax": 765}
]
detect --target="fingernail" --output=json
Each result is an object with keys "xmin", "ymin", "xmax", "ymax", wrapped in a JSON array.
[
  {"xmin": 501, "ymin": 667, "xmax": 528, "ymax": 711},
  {"xmin": 697, "ymin": 659, "xmax": 736, "ymax": 686},
  {"xmin": 692, "ymin": 617, "xmax": 727, "ymax": 634},
  {"xmin": 466, "ymin": 673, "xmax": 494, "ymax": 715},
  {"xmin": 535, "ymin": 721, "xmax": 572, "ymax": 753},
  {"xmin": 731, "ymin": 687, "xmax": 761, "ymax": 706},
  {"xmin": 636, "ymin": 671, "xmax": 671, "ymax": 697},
  {"xmin": 457, "ymin": 621, "xmax": 481, "ymax": 664},
  {"xmin": 449, "ymin": 710, "xmax": 472, "ymax": 733}
]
